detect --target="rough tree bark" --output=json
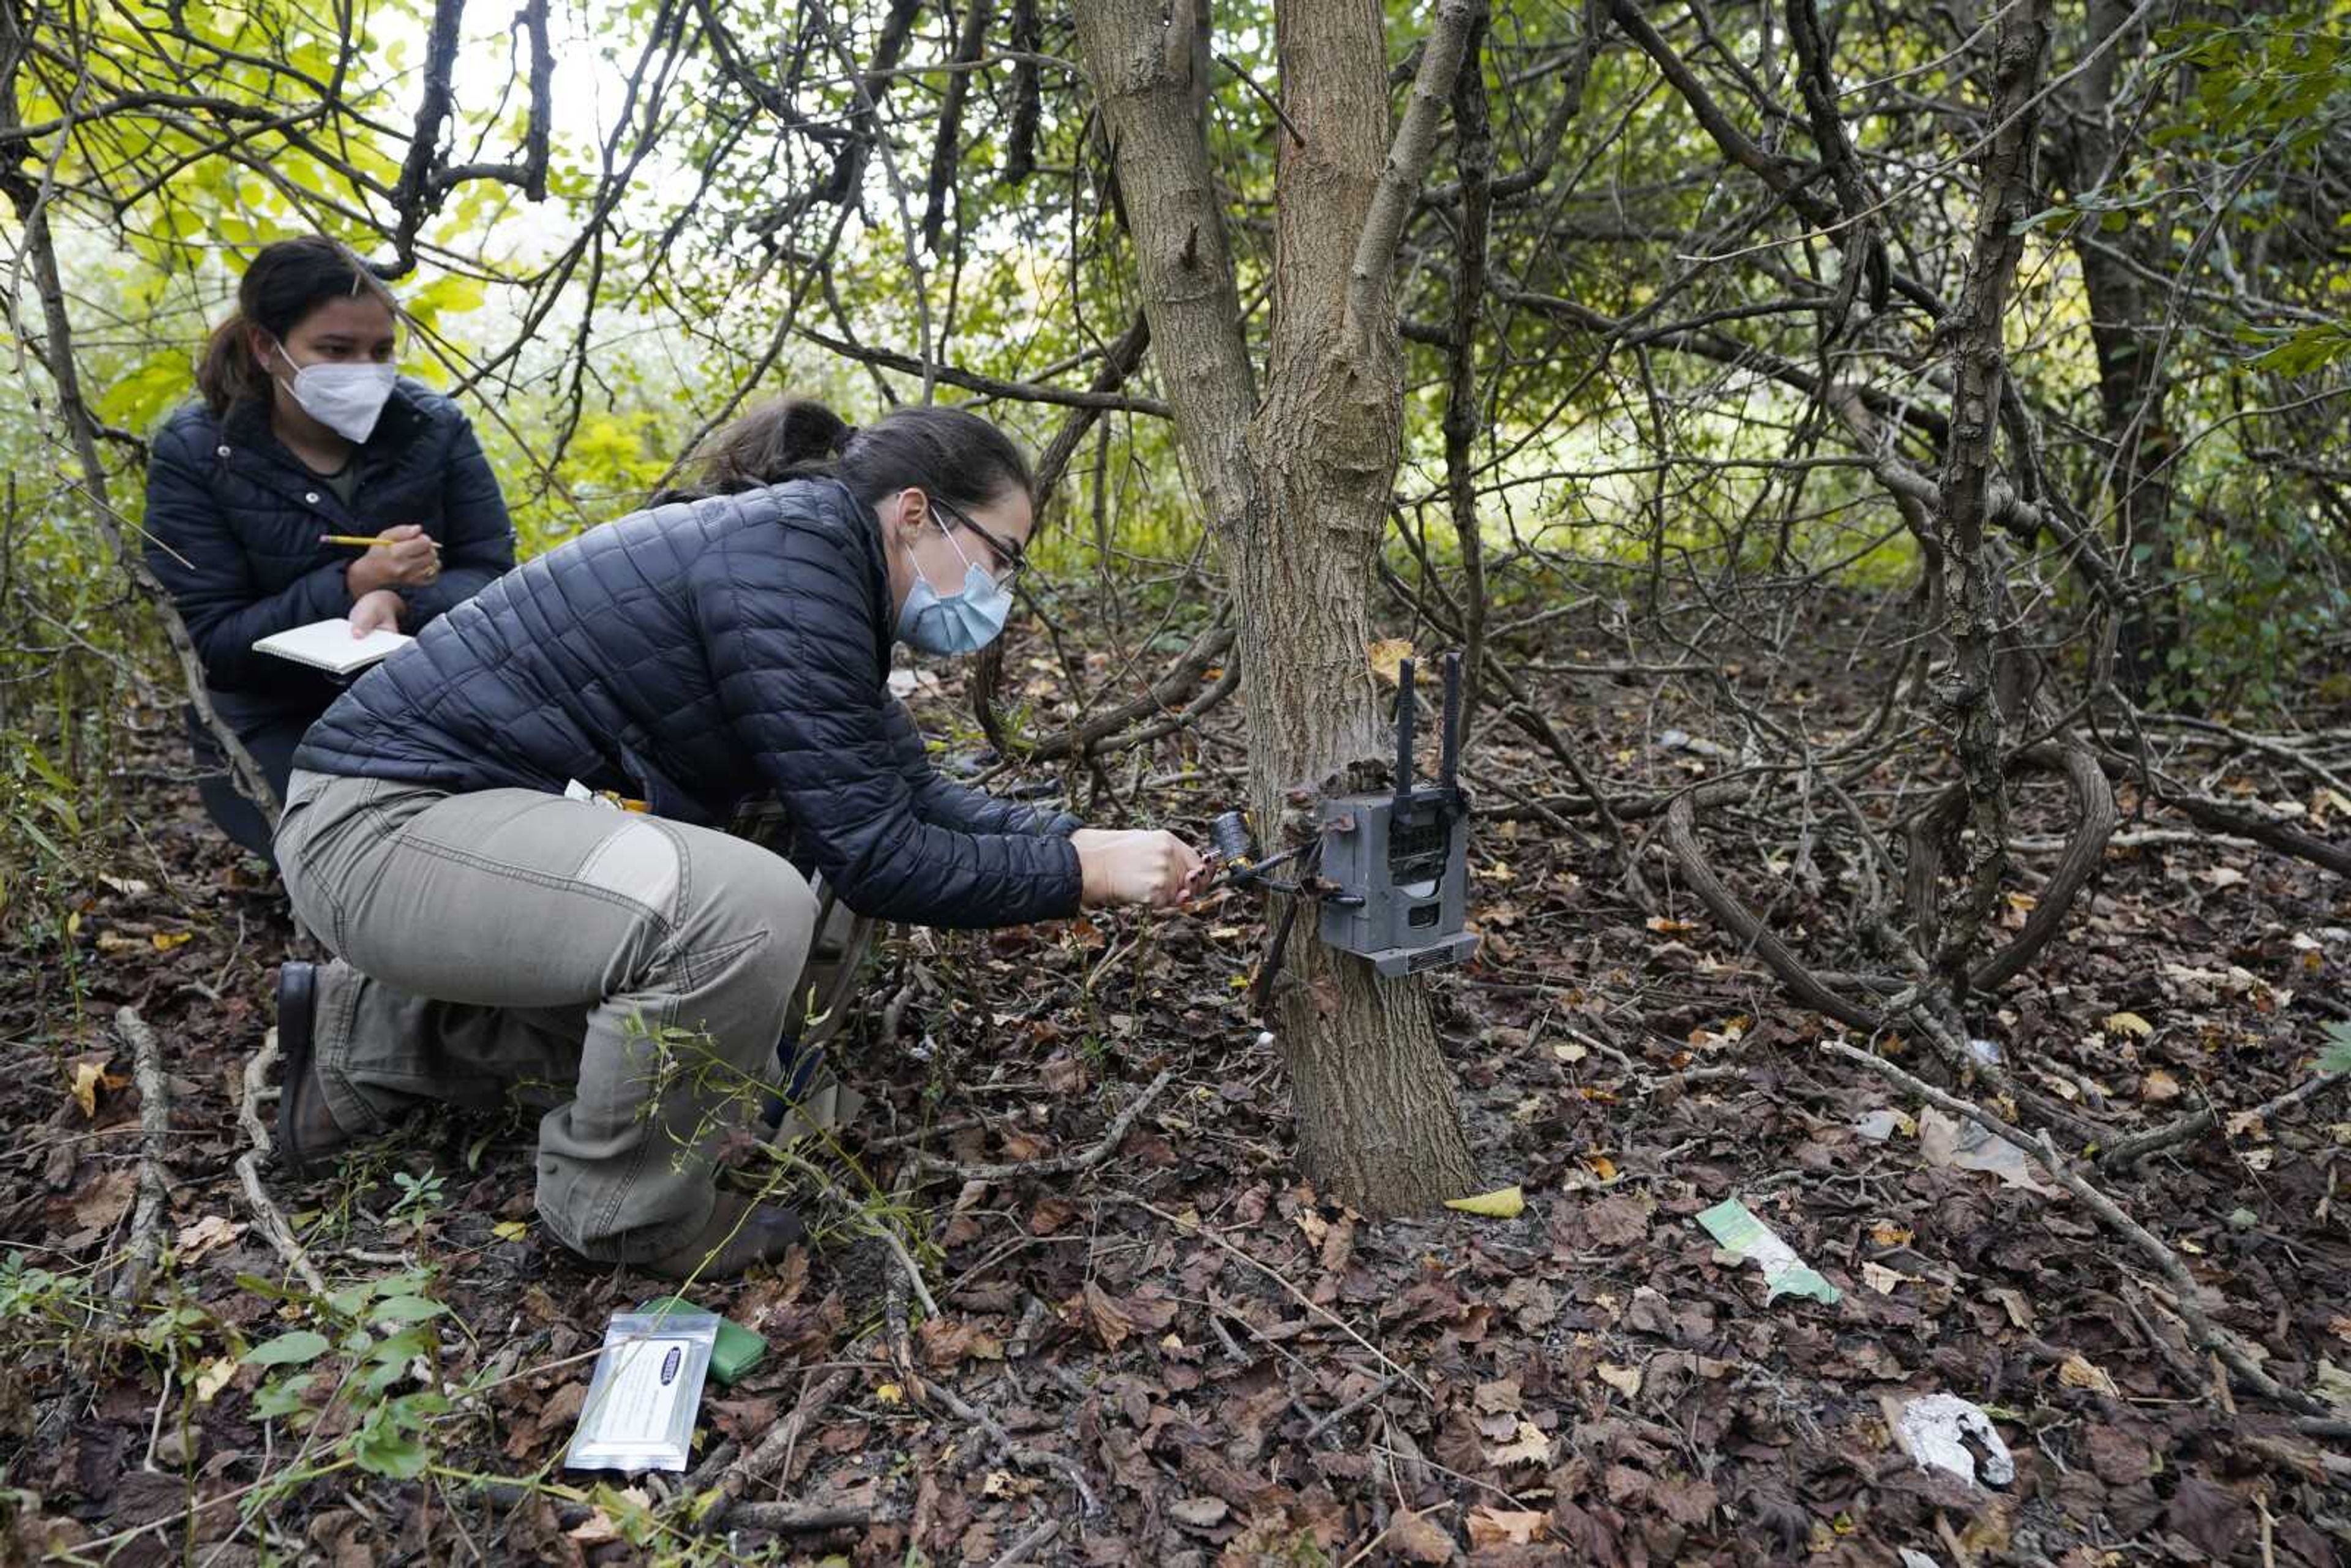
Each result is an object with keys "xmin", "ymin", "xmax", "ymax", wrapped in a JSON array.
[
  {"xmin": 1072, "ymin": 0, "xmax": 1482, "ymax": 1211},
  {"xmin": 2050, "ymin": 0, "xmax": 2178, "ymax": 697},
  {"xmin": 1928, "ymin": 0, "xmax": 2050, "ymax": 992}
]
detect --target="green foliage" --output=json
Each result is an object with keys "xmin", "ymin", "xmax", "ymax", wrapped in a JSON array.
[{"xmin": 238, "ymin": 1268, "xmax": 459, "ymax": 1480}]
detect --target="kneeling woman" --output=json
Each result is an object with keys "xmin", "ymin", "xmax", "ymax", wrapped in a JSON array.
[
  {"xmin": 274, "ymin": 401, "xmax": 1202, "ymax": 1278},
  {"xmin": 144, "ymin": 235, "xmax": 516, "ymax": 861}
]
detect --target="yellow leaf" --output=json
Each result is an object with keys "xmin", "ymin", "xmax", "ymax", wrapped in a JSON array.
[
  {"xmin": 491, "ymin": 1220, "xmax": 528, "ymax": 1242},
  {"xmin": 2104, "ymin": 1011, "xmax": 2154, "ymax": 1038},
  {"xmin": 1645, "ymin": 916, "xmax": 1699, "ymax": 934},
  {"xmin": 66, "ymin": 1055, "xmax": 125, "ymax": 1119},
  {"xmin": 2058, "ymin": 1352, "xmax": 2119, "ymax": 1397},
  {"xmin": 1466, "ymin": 1506, "xmax": 1548, "ymax": 1548},
  {"xmin": 874, "ymin": 1382, "xmax": 904, "ymax": 1405},
  {"xmin": 1583, "ymin": 1153, "xmax": 1618, "ymax": 1181},
  {"xmin": 1367, "ymin": 639, "xmax": 1416, "ymax": 687},
  {"xmin": 193, "ymin": 1357, "xmax": 238, "ymax": 1405},
  {"xmin": 1443, "ymin": 1185, "xmax": 1525, "ymax": 1218},
  {"xmin": 1870, "ymin": 1220, "xmax": 1914, "ymax": 1247},
  {"xmin": 151, "ymin": 931, "xmax": 193, "ymax": 951}
]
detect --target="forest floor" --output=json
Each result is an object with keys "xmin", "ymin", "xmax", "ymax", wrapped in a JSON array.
[{"xmin": 4, "ymin": 598, "xmax": 2350, "ymax": 1567}]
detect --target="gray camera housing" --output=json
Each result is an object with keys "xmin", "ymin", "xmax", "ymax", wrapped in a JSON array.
[
  {"xmin": 1314, "ymin": 651, "xmax": 1477, "ymax": 977},
  {"xmin": 1316, "ymin": 792, "xmax": 1477, "ymax": 975}
]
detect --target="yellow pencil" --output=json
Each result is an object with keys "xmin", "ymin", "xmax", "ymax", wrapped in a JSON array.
[{"xmin": 320, "ymin": 533, "xmax": 441, "ymax": 550}]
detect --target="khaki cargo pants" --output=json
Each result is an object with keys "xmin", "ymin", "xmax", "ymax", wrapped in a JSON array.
[{"xmin": 276, "ymin": 770, "xmax": 817, "ymax": 1264}]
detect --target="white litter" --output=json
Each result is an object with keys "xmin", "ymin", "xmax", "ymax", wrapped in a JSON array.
[{"xmin": 1894, "ymin": 1393, "xmax": 2013, "ymax": 1488}]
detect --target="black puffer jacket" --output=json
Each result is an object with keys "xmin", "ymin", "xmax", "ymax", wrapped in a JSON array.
[
  {"xmin": 296, "ymin": 478, "xmax": 1084, "ymax": 929},
  {"xmin": 143, "ymin": 381, "xmax": 516, "ymax": 724}
]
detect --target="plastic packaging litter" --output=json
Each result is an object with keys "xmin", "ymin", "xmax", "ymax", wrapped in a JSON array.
[{"xmin": 563, "ymin": 1310, "xmax": 719, "ymax": 1474}]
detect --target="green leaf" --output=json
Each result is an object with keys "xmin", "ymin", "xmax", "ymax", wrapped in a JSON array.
[
  {"xmin": 244, "ymin": 1329, "xmax": 332, "ymax": 1367},
  {"xmin": 353, "ymin": 1413, "xmax": 429, "ymax": 1479},
  {"xmin": 252, "ymin": 1373, "xmax": 315, "ymax": 1420},
  {"xmin": 2317, "ymin": 1021, "xmax": 2351, "ymax": 1075},
  {"xmin": 372, "ymin": 1294, "xmax": 448, "ymax": 1324}
]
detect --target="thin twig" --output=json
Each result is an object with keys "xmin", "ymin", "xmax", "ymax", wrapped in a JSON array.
[
  {"xmin": 233, "ymin": 1035, "xmax": 328, "ymax": 1296},
  {"xmin": 1822, "ymin": 1040, "xmax": 2321, "ymax": 1414},
  {"xmin": 694, "ymin": 1368, "xmax": 855, "ymax": 1532},
  {"xmin": 915, "ymin": 1067, "xmax": 1175, "ymax": 1184}
]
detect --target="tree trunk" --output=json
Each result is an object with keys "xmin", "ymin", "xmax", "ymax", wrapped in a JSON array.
[
  {"xmin": 1930, "ymin": 0, "xmax": 2050, "ymax": 989},
  {"xmin": 2052, "ymin": 0, "xmax": 2178, "ymax": 698},
  {"xmin": 1073, "ymin": 0, "xmax": 1480, "ymax": 1211}
]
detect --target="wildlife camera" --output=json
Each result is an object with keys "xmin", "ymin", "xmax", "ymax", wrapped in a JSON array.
[{"xmin": 1316, "ymin": 651, "xmax": 1477, "ymax": 977}]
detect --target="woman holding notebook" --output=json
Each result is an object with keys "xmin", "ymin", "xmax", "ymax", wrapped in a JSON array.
[
  {"xmin": 143, "ymin": 236, "xmax": 515, "ymax": 863},
  {"xmin": 269, "ymin": 399, "xmax": 1205, "ymax": 1278}
]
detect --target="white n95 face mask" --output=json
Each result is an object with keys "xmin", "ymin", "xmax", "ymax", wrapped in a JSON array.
[{"xmin": 272, "ymin": 340, "xmax": 397, "ymax": 444}]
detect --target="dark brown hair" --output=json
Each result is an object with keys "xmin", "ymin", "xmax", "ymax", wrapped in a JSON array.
[
  {"xmin": 659, "ymin": 397, "xmax": 1035, "ymax": 518},
  {"xmin": 195, "ymin": 236, "xmax": 396, "ymax": 415}
]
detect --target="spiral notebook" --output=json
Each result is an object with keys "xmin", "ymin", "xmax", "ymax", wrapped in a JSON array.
[{"xmin": 252, "ymin": 618, "xmax": 413, "ymax": 676}]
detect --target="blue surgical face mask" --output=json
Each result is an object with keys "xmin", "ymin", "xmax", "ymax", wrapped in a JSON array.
[{"xmin": 893, "ymin": 503, "xmax": 1012, "ymax": 656}]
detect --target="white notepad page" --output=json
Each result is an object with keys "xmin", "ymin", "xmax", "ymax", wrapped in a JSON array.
[{"xmin": 251, "ymin": 618, "xmax": 413, "ymax": 676}]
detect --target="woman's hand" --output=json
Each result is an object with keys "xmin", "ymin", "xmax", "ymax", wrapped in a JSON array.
[
  {"xmin": 1071, "ymin": 828, "xmax": 1206, "ymax": 909},
  {"xmin": 350, "ymin": 589, "xmax": 407, "ymax": 637},
  {"xmin": 344, "ymin": 524, "xmax": 441, "ymax": 595}
]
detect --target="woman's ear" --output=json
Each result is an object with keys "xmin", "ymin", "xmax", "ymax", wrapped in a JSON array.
[{"xmin": 891, "ymin": 487, "xmax": 932, "ymax": 542}]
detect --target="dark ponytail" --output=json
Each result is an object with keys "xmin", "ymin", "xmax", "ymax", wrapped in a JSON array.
[
  {"xmin": 661, "ymin": 398, "xmax": 853, "ymax": 501},
  {"xmin": 661, "ymin": 397, "xmax": 1034, "ymax": 519},
  {"xmin": 195, "ymin": 236, "xmax": 396, "ymax": 415}
]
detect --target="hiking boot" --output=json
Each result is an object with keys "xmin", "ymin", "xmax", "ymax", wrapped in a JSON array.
[
  {"xmin": 642, "ymin": 1191, "xmax": 806, "ymax": 1280},
  {"xmin": 274, "ymin": 962, "xmax": 351, "ymax": 1172}
]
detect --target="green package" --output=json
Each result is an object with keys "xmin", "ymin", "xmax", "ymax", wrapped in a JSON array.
[{"xmin": 635, "ymin": 1296, "xmax": 767, "ymax": 1386}]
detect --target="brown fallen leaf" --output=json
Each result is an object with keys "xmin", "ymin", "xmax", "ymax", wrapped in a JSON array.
[
  {"xmin": 2142, "ymin": 1068, "xmax": 2183, "ymax": 1103},
  {"xmin": 2058, "ymin": 1352, "xmax": 2120, "ymax": 1397},
  {"xmin": 174, "ymin": 1216, "xmax": 246, "ymax": 1261},
  {"xmin": 1484, "ymin": 1418, "xmax": 1551, "ymax": 1468},
  {"xmin": 1466, "ymin": 1506, "xmax": 1547, "ymax": 1548},
  {"xmin": 1595, "ymin": 1363, "xmax": 1643, "ymax": 1399},
  {"xmin": 1082, "ymin": 1281, "xmax": 1134, "ymax": 1351},
  {"xmin": 1168, "ymin": 1495, "xmax": 1228, "ymax": 1530},
  {"xmin": 1387, "ymin": 1510, "xmax": 1458, "ymax": 1564},
  {"xmin": 69, "ymin": 1167, "xmax": 137, "ymax": 1231}
]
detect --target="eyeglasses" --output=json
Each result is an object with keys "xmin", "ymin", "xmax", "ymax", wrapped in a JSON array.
[{"xmin": 930, "ymin": 495, "xmax": 1029, "ymax": 585}]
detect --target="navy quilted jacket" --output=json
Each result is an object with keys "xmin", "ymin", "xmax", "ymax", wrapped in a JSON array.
[
  {"xmin": 294, "ymin": 478, "xmax": 1084, "ymax": 929},
  {"xmin": 143, "ymin": 381, "xmax": 516, "ymax": 724}
]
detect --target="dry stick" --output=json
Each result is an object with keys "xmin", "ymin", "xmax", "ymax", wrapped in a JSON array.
[
  {"xmin": 111, "ymin": 1006, "xmax": 173, "ymax": 1306},
  {"xmin": 915, "ymin": 1067, "xmax": 1175, "ymax": 1184},
  {"xmin": 1116, "ymin": 1192, "xmax": 1431, "ymax": 1401},
  {"xmin": 875, "ymin": 1229, "xmax": 1101, "ymax": 1515},
  {"xmin": 1821, "ymin": 1040, "xmax": 2322, "ymax": 1414},
  {"xmin": 985, "ymin": 1517, "xmax": 1060, "ymax": 1568},
  {"xmin": 726, "ymin": 1502, "xmax": 875, "ymax": 1533},
  {"xmin": 233, "ymin": 1035, "xmax": 329, "ymax": 1296},
  {"xmin": 694, "ymin": 1368, "xmax": 854, "ymax": 1532},
  {"xmin": 2100, "ymin": 1069, "xmax": 2351, "ymax": 1170}
]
